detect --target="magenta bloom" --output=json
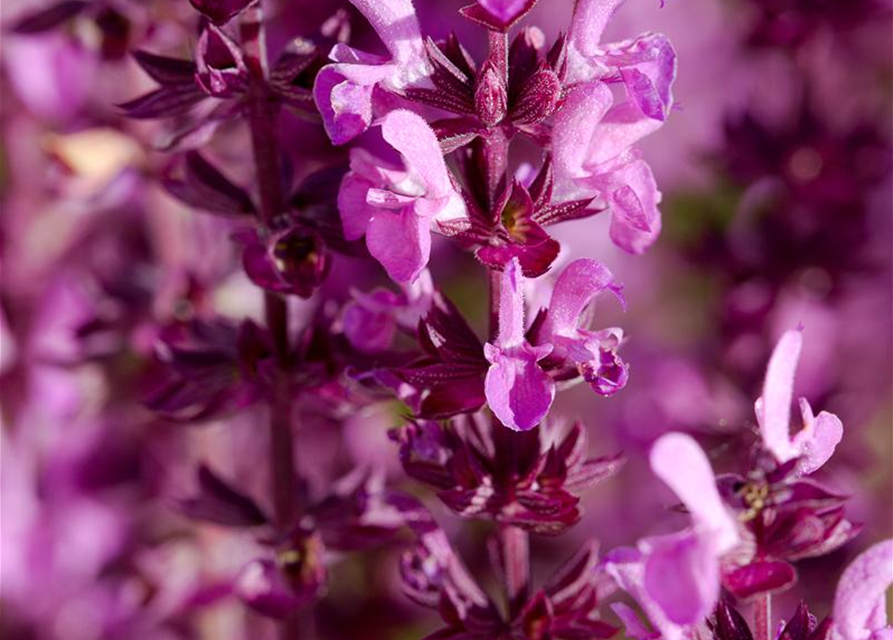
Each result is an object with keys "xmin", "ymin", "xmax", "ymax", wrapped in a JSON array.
[
  {"xmin": 832, "ymin": 539, "xmax": 893, "ymax": 640},
  {"xmin": 756, "ymin": 329, "xmax": 844, "ymax": 475},
  {"xmin": 313, "ymin": 0, "xmax": 430, "ymax": 145},
  {"xmin": 338, "ymin": 109, "xmax": 467, "ymax": 283},
  {"xmin": 606, "ymin": 433, "xmax": 739, "ymax": 640},
  {"xmin": 484, "ymin": 259, "xmax": 555, "ymax": 431}
]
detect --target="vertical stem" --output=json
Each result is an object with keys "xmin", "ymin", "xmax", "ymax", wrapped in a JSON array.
[
  {"xmin": 753, "ymin": 593, "xmax": 772, "ymax": 640},
  {"xmin": 498, "ymin": 524, "xmax": 530, "ymax": 618},
  {"xmin": 240, "ymin": 6, "xmax": 300, "ymax": 640},
  {"xmin": 482, "ymin": 30, "xmax": 509, "ymax": 208}
]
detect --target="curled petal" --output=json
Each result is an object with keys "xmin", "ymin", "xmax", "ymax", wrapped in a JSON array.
[
  {"xmin": 793, "ymin": 399, "xmax": 843, "ymax": 475},
  {"xmin": 313, "ymin": 64, "xmax": 390, "ymax": 145},
  {"xmin": 602, "ymin": 157, "xmax": 662, "ymax": 254},
  {"xmin": 650, "ymin": 433, "xmax": 739, "ymax": 554},
  {"xmin": 484, "ymin": 343, "xmax": 555, "ymax": 431},
  {"xmin": 381, "ymin": 109, "xmax": 453, "ymax": 198},
  {"xmin": 833, "ymin": 539, "xmax": 893, "ymax": 640},
  {"xmin": 568, "ymin": 0, "xmax": 626, "ymax": 58},
  {"xmin": 757, "ymin": 329, "xmax": 803, "ymax": 463},
  {"xmin": 337, "ymin": 171, "xmax": 379, "ymax": 240},
  {"xmin": 348, "ymin": 0, "xmax": 427, "ymax": 76},
  {"xmin": 600, "ymin": 33, "xmax": 677, "ymax": 121},
  {"xmin": 544, "ymin": 258, "xmax": 619, "ymax": 338}
]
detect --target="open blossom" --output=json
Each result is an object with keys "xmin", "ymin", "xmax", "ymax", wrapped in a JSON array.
[
  {"xmin": 832, "ymin": 538, "xmax": 893, "ymax": 640},
  {"xmin": 606, "ymin": 433, "xmax": 740, "ymax": 640},
  {"xmin": 551, "ymin": 0, "xmax": 677, "ymax": 255},
  {"xmin": 755, "ymin": 329, "xmax": 844, "ymax": 474},
  {"xmin": 338, "ymin": 109, "xmax": 467, "ymax": 283},
  {"xmin": 485, "ymin": 257, "xmax": 627, "ymax": 430},
  {"xmin": 313, "ymin": 0, "xmax": 430, "ymax": 144}
]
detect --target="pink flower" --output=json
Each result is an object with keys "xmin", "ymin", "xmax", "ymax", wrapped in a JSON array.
[
  {"xmin": 606, "ymin": 433, "xmax": 739, "ymax": 640},
  {"xmin": 338, "ymin": 109, "xmax": 467, "ymax": 283},
  {"xmin": 484, "ymin": 259, "xmax": 555, "ymax": 431},
  {"xmin": 313, "ymin": 0, "xmax": 430, "ymax": 144},
  {"xmin": 832, "ymin": 539, "xmax": 893, "ymax": 640},
  {"xmin": 755, "ymin": 329, "xmax": 844, "ymax": 475}
]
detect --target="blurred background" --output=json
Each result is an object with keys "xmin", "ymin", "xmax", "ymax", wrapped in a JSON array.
[{"xmin": 1, "ymin": 0, "xmax": 891, "ymax": 638}]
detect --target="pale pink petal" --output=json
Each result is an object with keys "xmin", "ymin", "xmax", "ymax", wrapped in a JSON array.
[
  {"xmin": 365, "ymin": 207, "xmax": 431, "ymax": 283},
  {"xmin": 600, "ymin": 33, "xmax": 677, "ymax": 121},
  {"xmin": 496, "ymin": 258, "xmax": 526, "ymax": 348},
  {"xmin": 605, "ymin": 157, "xmax": 662, "ymax": 254},
  {"xmin": 568, "ymin": 0, "xmax": 627, "ymax": 58},
  {"xmin": 642, "ymin": 530, "xmax": 719, "ymax": 625},
  {"xmin": 650, "ymin": 433, "xmax": 739, "ymax": 554},
  {"xmin": 544, "ymin": 258, "xmax": 619, "ymax": 338},
  {"xmin": 484, "ymin": 343, "xmax": 555, "ymax": 431},
  {"xmin": 793, "ymin": 399, "xmax": 843, "ymax": 475},
  {"xmin": 337, "ymin": 170, "xmax": 378, "ymax": 240},
  {"xmin": 313, "ymin": 65, "xmax": 376, "ymax": 145},
  {"xmin": 757, "ymin": 329, "xmax": 803, "ymax": 463},
  {"xmin": 552, "ymin": 82, "xmax": 613, "ymax": 185},
  {"xmin": 381, "ymin": 110, "xmax": 452, "ymax": 198},
  {"xmin": 348, "ymin": 0, "xmax": 426, "ymax": 72},
  {"xmin": 585, "ymin": 101, "xmax": 664, "ymax": 167},
  {"xmin": 833, "ymin": 539, "xmax": 893, "ymax": 640}
]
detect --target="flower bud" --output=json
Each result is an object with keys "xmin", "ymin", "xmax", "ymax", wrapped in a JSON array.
[
  {"xmin": 474, "ymin": 62, "xmax": 507, "ymax": 127},
  {"xmin": 511, "ymin": 66, "xmax": 562, "ymax": 125},
  {"xmin": 195, "ymin": 25, "xmax": 247, "ymax": 98}
]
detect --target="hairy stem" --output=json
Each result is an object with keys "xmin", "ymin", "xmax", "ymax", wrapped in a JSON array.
[
  {"xmin": 753, "ymin": 593, "xmax": 772, "ymax": 640},
  {"xmin": 241, "ymin": 6, "xmax": 300, "ymax": 639},
  {"xmin": 497, "ymin": 524, "xmax": 530, "ymax": 618}
]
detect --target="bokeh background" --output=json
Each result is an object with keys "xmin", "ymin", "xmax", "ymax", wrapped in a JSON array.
[{"xmin": 1, "ymin": 0, "xmax": 891, "ymax": 638}]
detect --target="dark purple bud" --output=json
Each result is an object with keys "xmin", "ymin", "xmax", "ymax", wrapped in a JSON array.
[
  {"xmin": 511, "ymin": 65, "xmax": 562, "ymax": 125},
  {"xmin": 519, "ymin": 591, "xmax": 553, "ymax": 640},
  {"xmin": 509, "ymin": 27, "xmax": 547, "ymax": 90},
  {"xmin": 722, "ymin": 560, "xmax": 797, "ymax": 599},
  {"xmin": 475, "ymin": 62, "xmax": 508, "ymax": 127},
  {"xmin": 459, "ymin": 0, "xmax": 539, "ymax": 32},
  {"xmin": 195, "ymin": 25, "xmax": 248, "ymax": 98},
  {"xmin": 189, "ymin": 0, "xmax": 256, "ymax": 25},
  {"xmin": 180, "ymin": 465, "xmax": 269, "ymax": 527}
]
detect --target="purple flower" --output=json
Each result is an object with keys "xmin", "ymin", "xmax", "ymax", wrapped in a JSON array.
[
  {"xmin": 552, "ymin": 81, "xmax": 665, "ymax": 254},
  {"xmin": 313, "ymin": 0, "xmax": 430, "ymax": 145},
  {"xmin": 832, "ymin": 539, "xmax": 893, "ymax": 640},
  {"xmin": 484, "ymin": 259, "xmax": 555, "ymax": 431},
  {"xmin": 755, "ymin": 329, "xmax": 843, "ymax": 475},
  {"xmin": 566, "ymin": 0, "xmax": 677, "ymax": 121},
  {"xmin": 338, "ymin": 109, "xmax": 467, "ymax": 283},
  {"xmin": 537, "ymin": 257, "xmax": 628, "ymax": 396},
  {"xmin": 606, "ymin": 433, "xmax": 739, "ymax": 640},
  {"xmin": 342, "ymin": 270, "xmax": 434, "ymax": 353}
]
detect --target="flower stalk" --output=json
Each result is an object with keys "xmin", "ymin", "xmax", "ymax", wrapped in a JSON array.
[{"xmin": 753, "ymin": 593, "xmax": 772, "ymax": 640}]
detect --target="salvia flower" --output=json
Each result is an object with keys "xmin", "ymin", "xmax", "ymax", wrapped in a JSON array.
[
  {"xmin": 606, "ymin": 433, "xmax": 740, "ymax": 640},
  {"xmin": 390, "ymin": 417, "xmax": 624, "ymax": 534},
  {"xmin": 342, "ymin": 269, "xmax": 434, "ymax": 353},
  {"xmin": 832, "ymin": 538, "xmax": 893, "ymax": 640},
  {"xmin": 715, "ymin": 330, "xmax": 855, "ymax": 599},
  {"xmin": 484, "ymin": 258, "xmax": 556, "ymax": 431},
  {"xmin": 755, "ymin": 329, "xmax": 843, "ymax": 475},
  {"xmin": 313, "ymin": 0, "xmax": 431, "ymax": 144},
  {"xmin": 338, "ymin": 109, "xmax": 467, "ymax": 283}
]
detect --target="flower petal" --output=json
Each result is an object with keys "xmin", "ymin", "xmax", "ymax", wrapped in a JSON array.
[
  {"xmin": 484, "ymin": 343, "xmax": 555, "ymax": 431},
  {"xmin": 650, "ymin": 433, "xmax": 739, "ymax": 554},
  {"xmin": 366, "ymin": 206, "xmax": 431, "ymax": 283},
  {"xmin": 568, "ymin": 0, "xmax": 626, "ymax": 58},
  {"xmin": 544, "ymin": 258, "xmax": 618, "ymax": 338},
  {"xmin": 757, "ymin": 329, "xmax": 803, "ymax": 463},
  {"xmin": 793, "ymin": 399, "xmax": 843, "ymax": 475},
  {"xmin": 337, "ymin": 169, "xmax": 378, "ymax": 240},
  {"xmin": 381, "ymin": 109, "xmax": 453, "ymax": 198},
  {"xmin": 833, "ymin": 539, "xmax": 893, "ymax": 640},
  {"xmin": 348, "ymin": 0, "xmax": 426, "ymax": 75},
  {"xmin": 642, "ymin": 530, "xmax": 720, "ymax": 625},
  {"xmin": 552, "ymin": 81, "xmax": 613, "ymax": 186}
]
